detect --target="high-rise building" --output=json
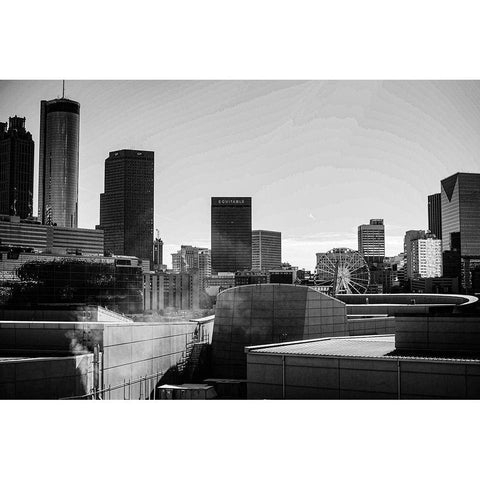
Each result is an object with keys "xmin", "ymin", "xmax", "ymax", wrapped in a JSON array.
[
  {"xmin": 153, "ymin": 236, "xmax": 164, "ymax": 270},
  {"xmin": 428, "ymin": 193, "xmax": 442, "ymax": 240},
  {"xmin": 404, "ymin": 230, "xmax": 426, "ymax": 280},
  {"xmin": 171, "ymin": 245, "xmax": 211, "ymax": 290},
  {"xmin": 411, "ymin": 236, "xmax": 442, "ymax": 279},
  {"xmin": 441, "ymin": 173, "xmax": 480, "ymax": 292},
  {"xmin": 98, "ymin": 149, "xmax": 154, "ymax": 264},
  {"xmin": 0, "ymin": 117, "xmax": 34, "ymax": 219},
  {"xmin": 211, "ymin": 197, "xmax": 252, "ymax": 273},
  {"xmin": 441, "ymin": 173, "xmax": 480, "ymax": 255},
  {"xmin": 252, "ymin": 230, "xmax": 281, "ymax": 271},
  {"xmin": 38, "ymin": 98, "xmax": 80, "ymax": 227},
  {"xmin": 358, "ymin": 219, "xmax": 385, "ymax": 264}
]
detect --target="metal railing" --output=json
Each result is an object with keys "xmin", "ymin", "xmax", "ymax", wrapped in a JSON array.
[
  {"xmin": 62, "ymin": 326, "xmax": 210, "ymax": 400},
  {"xmin": 62, "ymin": 370, "xmax": 165, "ymax": 400}
]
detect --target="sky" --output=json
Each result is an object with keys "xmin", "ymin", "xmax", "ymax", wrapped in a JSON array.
[{"xmin": 1, "ymin": 80, "xmax": 480, "ymax": 270}]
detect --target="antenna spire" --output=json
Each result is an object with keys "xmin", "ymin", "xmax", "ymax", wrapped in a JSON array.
[{"xmin": 62, "ymin": 80, "xmax": 65, "ymax": 98}]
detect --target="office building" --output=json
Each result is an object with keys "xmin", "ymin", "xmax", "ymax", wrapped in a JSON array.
[
  {"xmin": 0, "ymin": 215, "xmax": 104, "ymax": 256},
  {"xmin": 98, "ymin": 149, "xmax": 154, "ymax": 265},
  {"xmin": 211, "ymin": 197, "xmax": 252, "ymax": 273},
  {"xmin": 404, "ymin": 230, "xmax": 426, "ymax": 279},
  {"xmin": 39, "ymin": 98, "xmax": 80, "ymax": 227},
  {"xmin": 171, "ymin": 245, "xmax": 211, "ymax": 289},
  {"xmin": 440, "ymin": 173, "xmax": 480, "ymax": 292},
  {"xmin": 234, "ymin": 270, "xmax": 269, "ymax": 286},
  {"xmin": 411, "ymin": 236, "xmax": 442, "ymax": 278},
  {"xmin": 0, "ymin": 252, "xmax": 143, "ymax": 313},
  {"xmin": 358, "ymin": 219, "xmax": 385, "ymax": 265},
  {"xmin": 0, "ymin": 117, "xmax": 34, "ymax": 219},
  {"xmin": 153, "ymin": 236, "xmax": 164, "ymax": 270},
  {"xmin": 428, "ymin": 193, "xmax": 442, "ymax": 240},
  {"xmin": 441, "ymin": 173, "xmax": 480, "ymax": 255},
  {"xmin": 252, "ymin": 230, "xmax": 281, "ymax": 271}
]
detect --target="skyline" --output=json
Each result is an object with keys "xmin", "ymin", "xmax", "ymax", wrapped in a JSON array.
[{"xmin": 2, "ymin": 80, "xmax": 480, "ymax": 269}]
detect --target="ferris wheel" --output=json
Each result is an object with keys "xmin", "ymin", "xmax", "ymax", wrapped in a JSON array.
[{"xmin": 315, "ymin": 248, "xmax": 370, "ymax": 295}]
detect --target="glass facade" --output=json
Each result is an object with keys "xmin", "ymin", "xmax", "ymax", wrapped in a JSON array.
[
  {"xmin": 99, "ymin": 150, "xmax": 154, "ymax": 264},
  {"xmin": 427, "ymin": 193, "xmax": 442, "ymax": 239},
  {"xmin": 211, "ymin": 197, "xmax": 252, "ymax": 273},
  {"xmin": 0, "ymin": 117, "xmax": 34, "ymax": 219},
  {"xmin": 38, "ymin": 99, "xmax": 80, "ymax": 228},
  {"xmin": 441, "ymin": 173, "xmax": 480, "ymax": 256},
  {"xmin": 0, "ymin": 254, "xmax": 142, "ymax": 314}
]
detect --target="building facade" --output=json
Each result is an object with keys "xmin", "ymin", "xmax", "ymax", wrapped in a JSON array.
[
  {"xmin": 98, "ymin": 149, "xmax": 154, "ymax": 265},
  {"xmin": 404, "ymin": 230, "xmax": 426, "ymax": 280},
  {"xmin": 39, "ymin": 98, "xmax": 80, "ymax": 228},
  {"xmin": 428, "ymin": 192, "xmax": 442, "ymax": 240},
  {"xmin": 358, "ymin": 219, "xmax": 385, "ymax": 265},
  {"xmin": 411, "ymin": 236, "xmax": 442, "ymax": 279},
  {"xmin": 252, "ymin": 230, "xmax": 281, "ymax": 271},
  {"xmin": 0, "ymin": 117, "xmax": 34, "ymax": 219},
  {"xmin": 0, "ymin": 215, "xmax": 104, "ymax": 255},
  {"xmin": 441, "ymin": 173, "xmax": 480, "ymax": 292},
  {"xmin": 153, "ymin": 236, "xmax": 164, "ymax": 270},
  {"xmin": 211, "ymin": 197, "xmax": 252, "ymax": 273}
]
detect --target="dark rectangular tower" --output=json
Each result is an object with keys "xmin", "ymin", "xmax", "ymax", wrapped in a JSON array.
[
  {"xmin": 39, "ymin": 98, "xmax": 80, "ymax": 228},
  {"xmin": 98, "ymin": 149, "xmax": 154, "ymax": 264},
  {"xmin": 211, "ymin": 197, "xmax": 252, "ymax": 273},
  {"xmin": 428, "ymin": 193, "xmax": 442, "ymax": 239},
  {"xmin": 0, "ymin": 116, "xmax": 34, "ymax": 218}
]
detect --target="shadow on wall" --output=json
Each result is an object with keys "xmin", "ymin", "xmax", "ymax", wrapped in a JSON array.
[{"xmin": 211, "ymin": 284, "xmax": 347, "ymax": 379}]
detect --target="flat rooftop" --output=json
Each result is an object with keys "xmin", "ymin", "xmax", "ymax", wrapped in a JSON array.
[{"xmin": 245, "ymin": 335, "xmax": 480, "ymax": 363}]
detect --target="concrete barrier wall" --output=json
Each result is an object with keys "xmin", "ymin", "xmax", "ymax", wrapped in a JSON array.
[
  {"xmin": 347, "ymin": 317, "xmax": 396, "ymax": 336},
  {"xmin": 102, "ymin": 322, "xmax": 197, "ymax": 399},
  {"xmin": 395, "ymin": 315, "xmax": 480, "ymax": 352},
  {"xmin": 0, "ymin": 353, "xmax": 95, "ymax": 399},
  {"xmin": 0, "ymin": 320, "xmax": 199, "ymax": 399},
  {"xmin": 246, "ymin": 353, "xmax": 480, "ymax": 399}
]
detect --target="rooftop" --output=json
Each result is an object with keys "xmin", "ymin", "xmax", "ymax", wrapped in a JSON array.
[{"xmin": 246, "ymin": 335, "xmax": 480, "ymax": 363}]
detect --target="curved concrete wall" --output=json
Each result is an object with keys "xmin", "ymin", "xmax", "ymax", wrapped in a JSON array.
[
  {"xmin": 212, "ymin": 284, "xmax": 347, "ymax": 378},
  {"xmin": 337, "ymin": 293, "xmax": 478, "ymax": 306}
]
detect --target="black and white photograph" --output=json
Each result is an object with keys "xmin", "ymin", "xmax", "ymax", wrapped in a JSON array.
[{"xmin": 1, "ymin": 1, "xmax": 479, "ymax": 479}]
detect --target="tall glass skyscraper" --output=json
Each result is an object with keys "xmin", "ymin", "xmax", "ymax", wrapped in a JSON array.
[
  {"xmin": 441, "ymin": 172, "xmax": 480, "ymax": 292},
  {"xmin": 428, "ymin": 192, "xmax": 442, "ymax": 240},
  {"xmin": 0, "ymin": 116, "xmax": 34, "ymax": 218},
  {"xmin": 211, "ymin": 197, "xmax": 252, "ymax": 273},
  {"xmin": 441, "ymin": 172, "xmax": 480, "ymax": 255},
  {"xmin": 38, "ymin": 98, "xmax": 80, "ymax": 228},
  {"xmin": 98, "ymin": 149, "xmax": 154, "ymax": 264}
]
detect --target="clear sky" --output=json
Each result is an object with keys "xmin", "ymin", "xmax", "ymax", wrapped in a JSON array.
[{"xmin": 1, "ymin": 80, "xmax": 480, "ymax": 270}]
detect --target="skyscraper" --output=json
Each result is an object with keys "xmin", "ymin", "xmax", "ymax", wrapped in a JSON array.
[
  {"xmin": 0, "ymin": 116, "xmax": 34, "ymax": 218},
  {"xmin": 428, "ymin": 193, "xmax": 442, "ymax": 240},
  {"xmin": 98, "ymin": 149, "xmax": 154, "ymax": 264},
  {"xmin": 252, "ymin": 230, "xmax": 282, "ymax": 271},
  {"xmin": 153, "ymin": 236, "xmax": 164, "ymax": 270},
  {"xmin": 358, "ymin": 219, "xmax": 385, "ymax": 264},
  {"xmin": 38, "ymin": 98, "xmax": 80, "ymax": 227},
  {"xmin": 211, "ymin": 197, "xmax": 252, "ymax": 273},
  {"xmin": 441, "ymin": 172, "xmax": 480, "ymax": 292},
  {"xmin": 441, "ymin": 173, "xmax": 480, "ymax": 255}
]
